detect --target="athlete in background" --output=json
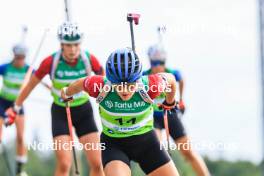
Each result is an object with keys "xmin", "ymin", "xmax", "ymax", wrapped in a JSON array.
[
  {"xmin": 6, "ymin": 22, "xmax": 105, "ymax": 176},
  {"xmin": 0, "ymin": 44, "xmax": 29, "ymax": 176},
  {"xmin": 143, "ymin": 44, "xmax": 210, "ymax": 176}
]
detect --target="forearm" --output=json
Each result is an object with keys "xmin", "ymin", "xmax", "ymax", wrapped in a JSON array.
[
  {"xmin": 179, "ymin": 80, "xmax": 184, "ymax": 100},
  {"xmin": 65, "ymin": 78, "xmax": 85, "ymax": 97},
  {"xmin": 15, "ymin": 75, "xmax": 41, "ymax": 106}
]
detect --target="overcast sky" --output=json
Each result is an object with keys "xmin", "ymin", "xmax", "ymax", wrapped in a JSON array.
[{"xmin": 0, "ymin": 0, "xmax": 262, "ymax": 163}]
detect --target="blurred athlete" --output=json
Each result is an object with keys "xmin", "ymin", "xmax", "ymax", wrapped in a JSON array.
[
  {"xmin": 143, "ymin": 44, "xmax": 210, "ymax": 176},
  {"xmin": 0, "ymin": 44, "xmax": 29, "ymax": 176}
]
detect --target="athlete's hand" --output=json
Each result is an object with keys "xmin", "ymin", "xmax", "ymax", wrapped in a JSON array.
[
  {"xmin": 61, "ymin": 87, "xmax": 73, "ymax": 102},
  {"xmin": 4, "ymin": 105, "xmax": 21, "ymax": 126},
  {"xmin": 158, "ymin": 100, "xmax": 177, "ymax": 113},
  {"xmin": 178, "ymin": 100, "xmax": 185, "ymax": 114}
]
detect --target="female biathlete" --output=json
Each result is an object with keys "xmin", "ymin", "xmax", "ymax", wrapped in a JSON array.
[
  {"xmin": 0, "ymin": 44, "xmax": 29, "ymax": 176},
  {"xmin": 61, "ymin": 48, "xmax": 180, "ymax": 176},
  {"xmin": 144, "ymin": 44, "xmax": 210, "ymax": 176},
  {"xmin": 6, "ymin": 22, "xmax": 105, "ymax": 176}
]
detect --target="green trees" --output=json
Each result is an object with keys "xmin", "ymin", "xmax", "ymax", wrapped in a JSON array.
[
  {"xmin": 0, "ymin": 147, "xmax": 262, "ymax": 176},
  {"xmin": 204, "ymin": 157, "xmax": 262, "ymax": 176}
]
